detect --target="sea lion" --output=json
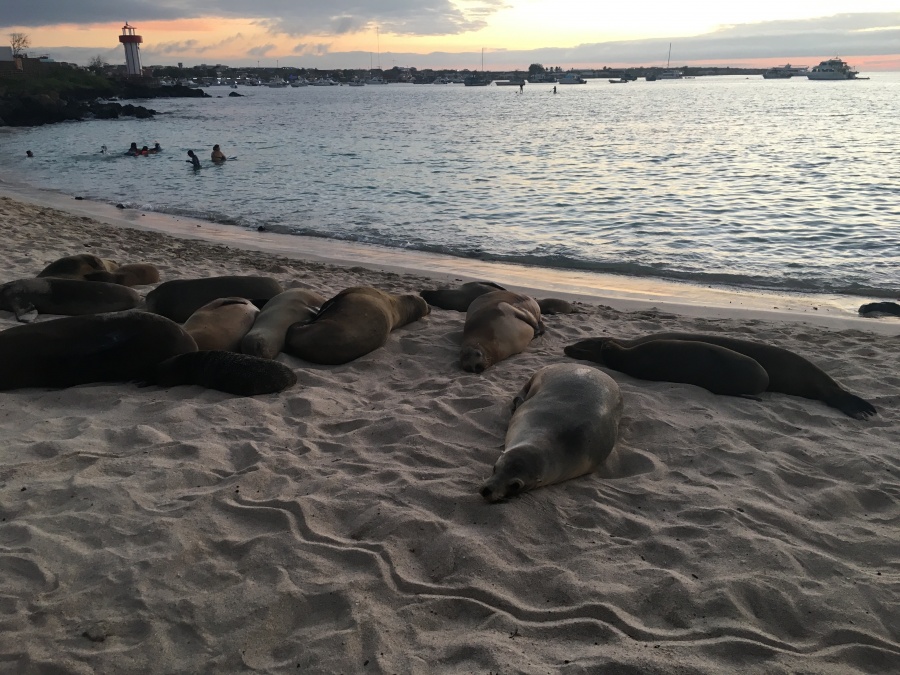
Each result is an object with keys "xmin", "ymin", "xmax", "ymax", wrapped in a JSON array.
[
  {"xmin": 480, "ymin": 363, "xmax": 623, "ymax": 502},
  {"xmin": 153, "ymin": 351, "xmax": 297, "ymax": 396},
  {"xmin": 460, "ymin": 290, "xmax": 543, "ymax": 373},
  {"xmin": 0, "ymin": 310, "xmax": 197, "ymax": 390},
  {"xmin": 94, "ymin": 263, "xmax": 161, "ymax": 287},
  {"xmin": 0, "ymin": 277, "xmax": 141, "ymax": 322},
  {"xmin": 182, "ymin": 297, "xmax": 259, "ymax": 352},
  {"xmin": 420, "ymin": 281, "xmax": 507, "ymax": 311},
  {"xmin": 241, "ymin": 288, "xmax": 325, "ymax": 359},
  {"xmin": 592, "ymin": 339, "xmax": 770, "ymax": 396},
  {"xmin": 565, "ymin": 332, "xmax": 876, "ymax": 419},
  {"xmin": 284, "ymin": 286, "xmax": 430, "ymax": 365},
  {"xmin": 421, "ymin": 281, "xmax": 575, "ymax": 315},
  {"xmin": 145, "ymin": 275, "xmax": 283, "ymax": 323},
  {"xmin": 859, "ymin": 302, "xmax": 900, "ymax": 317},
  {"xmin": 37, "ymin": 253, "xmax": 119, "ymax": 280}
]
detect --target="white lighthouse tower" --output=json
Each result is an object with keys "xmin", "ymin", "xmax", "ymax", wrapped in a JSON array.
[{"xmin": 118, "ymin": 22, "xmax": 143, "ymax": 76}]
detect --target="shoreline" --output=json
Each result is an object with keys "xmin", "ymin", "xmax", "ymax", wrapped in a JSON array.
[{"xmin": 1, "ymin": 179, "xmax": 895, "ymax": 334}]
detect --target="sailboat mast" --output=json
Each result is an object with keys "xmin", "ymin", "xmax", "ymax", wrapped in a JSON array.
[
  {"xmin": 377, "ymin": 27, "xmax": 381, "ymax": 70},
  {"xmin": 667, "ymin": 42, "xmax": 671, "ymax": 68}
]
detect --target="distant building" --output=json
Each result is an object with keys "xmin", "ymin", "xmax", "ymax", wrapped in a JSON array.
[{"xmin": 0, "ymin": 46, "xmax": 13, "ymax": 62}]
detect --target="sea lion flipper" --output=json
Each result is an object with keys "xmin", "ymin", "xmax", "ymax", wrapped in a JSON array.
[
  {"xmin": 827, "ymin": 391, "xmax": 877, "ymax": 419},
  {"xmin": 504, "ymin": 303, "xmax": 541, "ymax": 334},
  {"xmin": 14, "ymin": 303, "xmax": 38, "ymax": 323}
]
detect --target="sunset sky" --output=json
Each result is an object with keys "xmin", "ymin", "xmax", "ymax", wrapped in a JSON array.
[{"xmin": 3, "ymin": 1, "xmax": 899, "ymax": 71}]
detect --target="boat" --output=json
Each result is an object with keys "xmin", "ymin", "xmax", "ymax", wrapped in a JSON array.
[
  {"xmin": 290, "ymin": 78, "xmax": 308, "ymax": 87},
  {"xmin": 557, "ymin": 73, "xmax": 587, "ymax": 85},
  {"xmin": 648, "ymin": 43, "xmax": 684, "ymax": 80},
  {"xmin": 348, "ymin": 79, "xmax": 365, "ymax": 87},
  {"xmin": 311, "ymin": 77, "xmax": 338, "ymax": 86},
  {"xmin": 762, "ymin": 63, "xmax": 809, "ymax": 79},
  {"xmin": 808, "ymin": 58, "xmax": 860, "ymax": 80},
  {"xmin": 608, "ymin": 78, "xmax": 630, "ymax": 84},
  {"xmin": 365, "ymin": 75, "xmax": 387, "ymax": 85},
  {"xmin": 266, "ymin": 79, "xmax": 288, "ymax": 88},
  {"xmin": 464, "ymin": 48, "xmax": 491, "ymax": 86}
]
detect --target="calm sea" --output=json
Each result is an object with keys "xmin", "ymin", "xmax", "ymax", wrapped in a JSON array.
[{"xmin": 2, "ymin": 74, "xmax": 899, "ymax": 298}]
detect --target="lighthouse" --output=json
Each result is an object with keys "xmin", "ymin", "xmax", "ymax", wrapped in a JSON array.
[{"xmin": 118, "ymin": 22, "xmax": 143, "ymax": 76}]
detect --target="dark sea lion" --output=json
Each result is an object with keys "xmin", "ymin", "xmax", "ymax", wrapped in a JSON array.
[
  {"xmin": 0, "ymin": 277, "xmax": 142, "ymax": 322},
  {"xmin": 284, "ymin": 286, "xmax": 430, "ymax": 365},
  {"xmin": 0, "ymin": 310, "xmax": 197, "ymax": 390},
  {"xmin": 536, "ymin": 298, "xmax": 576, "ymax": 315},
  {"xmin": 594, "ymin": 339, "xmax": 770, "ymax": 396},
  {"xmin": 153, "ymin": 351, "xmax": 297, "ymax": 396},
  {"xmin": 859, "ymin": 302, "xmax": 900, "ymax": 317},
  {"xmin": 565, "ymin": 332, "xmax": 876, "ymax": 419},
  {"xmin": 480, "ymin": 363, "xmax": 623, "ymax": 503},
  {"xmin": 37, "ymin": 253, "xmax": 119, "ymax": 280},
  {"xmin": 182, "ymin": 297, "xmax": 259, "ymax": 352},
  {"xmin": 145, "ymin": 275, "xmax": 283, "ymax": 323},
  {"xmin": 460, "ymin": 290, "xmax": 543, "ymax": 373},
  {"xmin": 241, "ymin": 288, "xmax": 325, "ymax": 359},
  {"xmin": 420, "ymin": 281, "xmax": 506, "ymax": 311}
]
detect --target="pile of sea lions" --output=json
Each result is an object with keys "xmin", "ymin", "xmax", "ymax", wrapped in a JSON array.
[{"xmin": 0, "ymin": 259, "xmax": 880, "ymax": 503}]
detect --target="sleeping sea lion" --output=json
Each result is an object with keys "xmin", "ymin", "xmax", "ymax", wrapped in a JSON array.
[
  {"xmin": 153, "ymin": 351, "xmax": 297, "ymax": 396},
  {"xmin": 182, "ymin": 297, "xmax": 259, "ymax": 352},
  {"xmin": 241, "ymin": 288, "xmax": 325, "ymax": 359},
  {"xmin": 145, "ymin": 275, "xmax": 283, "ymax": 323},
  {"xmin": 37, "ymin": 253, "xmax": 119, "ymax": 280},
  {"xmin": 284, "ymin": 286, "xmax": 429, "ymax": 365},
  {"xmin": 593, "ymin": 339, "xmax": 770, "ymax": 396},
  {"xmin": 421, "ymin": 281, "xmax": 575, "ymax": 315},
  {"xmin": 859, "ymin": 302, "xmax": 900, "ymax": 317},
  {"xmin": 97, "ymin": 263, "xmax": 161, "ymax": 287},
  {"xmin": 0, "ymin": 310, "xmax": 197, "ymax": 390},
  {"xmin": 460, "ymin": 291, "xmax": 543, "ymax": 373},
  {"xmin": 480, "ymin": 363, "xmax": 623, "ymax": 502},
  {"xmin": 565, "ymin": 332, "xmax": 876, "ymax": 419},
  {"xmin": 0, "ymin": 277, "xmax": 141, "ymax": 322}
]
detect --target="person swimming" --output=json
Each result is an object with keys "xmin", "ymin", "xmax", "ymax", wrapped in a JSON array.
[
  {"xmin": 125, "ymin": 142, "xmax": 139, "ymax": 156},
  {"xmin": 186, "ymin": 150, "xmax": 201, "ymax": 169},
  {"xmin": 26, "ymin": 150, "xmax": 34, "ymax": 158},
  {"xmin": 211, "ymin": 144, "xmax": 227, "ymax": 163},
  {"xmin": 100, "ymin": 145, "xmax": 108, "ymax": 154},
  {"xmin": 140, "ymin": 146, "xmax": 150, "ymax": 156},
  {"xmin": 149, "ymin": 142, "xmax": 162, "ymax": 154}
]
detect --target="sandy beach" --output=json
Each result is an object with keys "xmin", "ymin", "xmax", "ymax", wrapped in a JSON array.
[{"xmin": 0, "ymin": 191, "xmax": 898, "ymax": 673}]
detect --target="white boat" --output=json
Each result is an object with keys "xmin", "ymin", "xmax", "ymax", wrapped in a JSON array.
[
  {"xmin": 557, "ymin": 73, "xmax": 587, "ymax": 85},
  {"xmin": 311, "ymin": 77, "xmax": 338, "ymax": 86},
  {"xmin": 348, "ymin": 79, "xmax": 365, "ymax": 87},
  {"xmin": 267, "ymin": 79, "xmax": 288, "ymax": 88},
  {"xmin": 808, "ymin": 58, "xmax": 860, "ymax": 80},
  {"xmin": 658, "ymin": 70, "xmax": 683, "ymax": 80},
  {"xmin": 290, "ymin": 78, "xmax": 308, "ymax": 87},
  {"xmin": 366, "ymin": 75, "xmax": 388, "ymax": 85},
  {"xmin": 762, "ymin": 64, "xmax": 809, "ymax": 79}
]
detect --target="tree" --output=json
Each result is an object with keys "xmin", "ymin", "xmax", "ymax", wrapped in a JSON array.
[
  {"xmin": 88, "ymin": 55, "xmax": 107, "ymax": 72},
  {"xmin": 528, "ymin": 63, "xmax": 545, "ymax": 77},
  {"xmin": 10, "ymin": 32, "xmax": 30, "ymax": 57}
]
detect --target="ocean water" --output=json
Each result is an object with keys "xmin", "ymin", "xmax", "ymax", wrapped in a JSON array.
[{"xmin": 2, "ymin": 74, "xmax": 899, "ymax": 298}]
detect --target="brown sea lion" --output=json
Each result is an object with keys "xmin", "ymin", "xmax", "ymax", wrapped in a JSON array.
[
  {"xmin": 480, "ymin": 363, "xmax": 623, "ymax": 502},
  {"xmin": 145, "ymin": 275, "xmax": 283, "ymax": 323},
  {"xmin": 182, "ymin": 297, "xmax": 259, "ymax": 352},
  {"xmin": 0, "ymin": 277, "xmax": 141, "ymax": 322},
  {"xmin": 0, "ymin": 310, "xmax": 197, "ymax": 390},
  {"xmin": 241, "ymin": 288, "xmax": 325, "ymax": 359},
  {"xmin": 284, "ymin": 286, "xmax": 430, "ymax": 365},
  {"xmin": 37, "ymin": 253, "xmax": 119, "ymax": 280},
  {"xmin": 565, "ymin": 332, "xmax": 876, "ymax": 419},
  {"xmin": 153, "ymin": 351, "xmax": 297, "ymax": 396},
  {"xmin": 460, "ymin": 290, "xmax": 543, "ymax": 373},
  {"xmin": 96, "ymin": 263, "xmax": 161, "ymax": 287},
  {"xmin": 592, "ymin": 339, "xmax": 770, "ymax": 396}
]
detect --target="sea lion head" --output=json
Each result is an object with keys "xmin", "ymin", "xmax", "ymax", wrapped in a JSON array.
[
  {"xmin": 480, "ymin": 449, "xmax": 543, "ymax": 503},
  {"xmin": 564, "ymin": 337, "xmax": 615, "ymax": 363},
  {"xmin": 460, "ymin": 344, "xmax": 491, "ymax": 374}
]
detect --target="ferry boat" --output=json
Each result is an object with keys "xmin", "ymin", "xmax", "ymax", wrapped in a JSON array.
[
  {"xmin": 557, "ymin": 73, "xmax": 587, "ymax": 85},
  {"xmin": 808, "ymin": 58, "xmax": 859, "ymax": 80},
  {"xmin": 762, "ymin": 64, "xmax": 809, "ymax": 79}
]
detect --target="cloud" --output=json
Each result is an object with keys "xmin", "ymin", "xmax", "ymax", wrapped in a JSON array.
[
  {"xmin": 247, "ymin": 43, "xmax": 276, "ymax": 57},
  {"xmin": 1, "ymin": 0, "xmax": 506, "ymax": 37}
]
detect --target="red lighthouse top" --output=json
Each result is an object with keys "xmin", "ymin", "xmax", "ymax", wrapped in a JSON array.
[{"xmin": 119, "ymin": 22, "xmax": 143, "ymax": 44}]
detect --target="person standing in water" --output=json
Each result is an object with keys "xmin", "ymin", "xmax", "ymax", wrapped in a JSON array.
[
  {"xmin": 211, "ymin": 144, "xmax": 227, "ymax": 163},
  {"xmin": 186, "ymin": 150, "xmax": 201, "ymax": 169}
]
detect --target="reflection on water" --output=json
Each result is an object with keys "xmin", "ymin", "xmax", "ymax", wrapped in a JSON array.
[{"xmin": 3, "ymin": 75, "xmax": 899, "ymax": 297}]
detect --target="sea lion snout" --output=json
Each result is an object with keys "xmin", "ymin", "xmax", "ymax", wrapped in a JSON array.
[
  {"xmin": 480, "ymin": 477, "xmax": 525, "ymax": 503},
  {"xmin": 460, "ymin": 346, "xmax": 487, "ymax": 373}
]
